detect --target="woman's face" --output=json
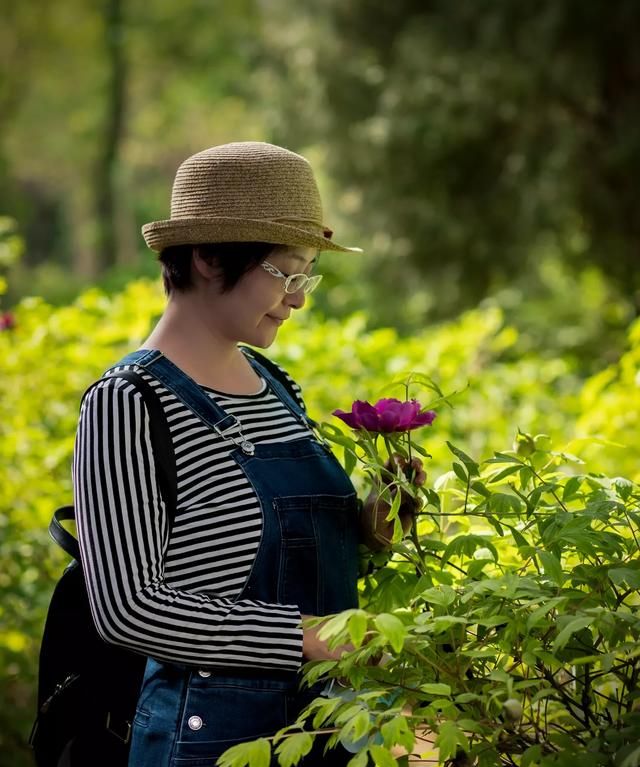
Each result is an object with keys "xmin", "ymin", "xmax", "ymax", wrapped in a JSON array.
[{"xmin": 207, "ymin": 245, "xmax": 319, "ymax": 348}]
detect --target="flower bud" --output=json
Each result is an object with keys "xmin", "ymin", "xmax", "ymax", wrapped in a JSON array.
[
  {"xmin": 533, "ymin": 434, "xmax": 552, "ymax": 452},
  {"xmin": 513, "ymin": 431, "xmax": 535, "ymax": 458},
  {"xmin": 502, "ymin": 698, "xmax": 522, "ymax": 721}
]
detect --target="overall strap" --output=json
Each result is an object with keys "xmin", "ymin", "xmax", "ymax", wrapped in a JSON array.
[
  {"xmin": 240, "ymin": 346, "xmax": 315, "ymax": 428},
  {"xmin": 122, "ymin": 350, "xmax": 242, "ymax": 440},
  {"xmin": 122, "ymin": 348, "xmax": 315, "ymax": 441},
  {"xmin": 49, "ymin": 368, "xmax": 177, "ymax": 561}
]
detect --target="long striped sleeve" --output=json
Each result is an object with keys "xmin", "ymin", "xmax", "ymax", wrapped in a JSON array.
[{"xmin": 72, "ymin": 370, "xmax": 307, "ymax": 669}]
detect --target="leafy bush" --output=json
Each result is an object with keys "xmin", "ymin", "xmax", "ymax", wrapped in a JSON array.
[
  {"xmin": 1, "ymin": 277, "xmax": 639, "ymax": 765},
  {"xmin": 220, "ymin": 440, "xmax": 640, "ymax": 766},
  {"xmin": 0, "ymin": 281, "xmax": 164, "ymax": 764}
]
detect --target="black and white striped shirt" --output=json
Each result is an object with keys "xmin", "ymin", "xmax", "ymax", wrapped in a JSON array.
[{"xmin": 73, "ymin": 361, "xmax": 311, "ymax": 670}]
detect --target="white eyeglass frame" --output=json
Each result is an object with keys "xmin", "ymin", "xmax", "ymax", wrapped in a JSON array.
[{"xmin": 260, "ymin": 260, "xmax": 323, "ymax": 294}]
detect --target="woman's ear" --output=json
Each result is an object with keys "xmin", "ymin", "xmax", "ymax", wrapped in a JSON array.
[{"xmin": 191, "ymin": 247, "xmax": 218, "ymax": 282}]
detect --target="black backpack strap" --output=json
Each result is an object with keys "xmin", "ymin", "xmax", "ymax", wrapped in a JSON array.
[
  {"xmin": 49, "ymin": 506, "xmax": 80, "ymax": 561},
  {"xmin": 49, "ymin": 369, "xmax": 177, "ymax": 561}
]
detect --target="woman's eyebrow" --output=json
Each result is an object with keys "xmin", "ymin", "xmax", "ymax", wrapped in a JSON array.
[{"xmin": 289, "ymin": 252, "xmax": 319, "ymax": 266}]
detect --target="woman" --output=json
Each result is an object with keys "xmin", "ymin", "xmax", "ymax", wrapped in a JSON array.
[{"xmin": 74, "ymin": 141, "xmax": 398, "ymax": 767}]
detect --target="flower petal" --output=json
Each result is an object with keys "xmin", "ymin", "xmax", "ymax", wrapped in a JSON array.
[
  {"xmin": 396, "ymin": 400, "xmax": 422, "ymax": 430},
  {"xmin": 409, "ymin": 410, "xmax": 437, "ymax": 429},
  {"xmin": 332, "ymin": 408, "xmax": 359, "ymax": 429},
  {"xmin": 374, "ymin": 398, "xmax": 405, "ymax": 432},
  {"xmin": 352, "ymin": 400, "xmax": 380, "ymax": 431}
]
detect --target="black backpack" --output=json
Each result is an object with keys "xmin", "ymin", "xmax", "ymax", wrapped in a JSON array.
[
  {"xmin": 29, "ymin": 369, "xmax": 177, "ymax": 767},
  {"xmin": 30, "ymin": 349, "xmax": 300, "ymax": 767}
]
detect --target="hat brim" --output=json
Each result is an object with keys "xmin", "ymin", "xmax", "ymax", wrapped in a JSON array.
[{"xmin": 142, "ymin": 217, "xmax": 362, "ymax": 254}]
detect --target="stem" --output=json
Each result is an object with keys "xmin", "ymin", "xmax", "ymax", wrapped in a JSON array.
[
  {"xmin": 622, "ymin": 509, "xmax": 640, "ymax": 550},
  {"xmin": 463, "ymin": 474, "xmax": 471, "ymax": 514},
  {"xmin": 405, "ymin": 645, "xmax": 462, "ymax": 687},
  {"xmin": 411, "ymin": 519, "xmax": 427, "ymax": 566},
  {"xmin": 527, "ymin": 463, "xmax": 570, "ymax": 514}
]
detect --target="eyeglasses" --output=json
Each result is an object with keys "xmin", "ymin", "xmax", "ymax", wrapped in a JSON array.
[{"xmin": 261, "ymin": 261, "xmax": 323, "ymax": 294}]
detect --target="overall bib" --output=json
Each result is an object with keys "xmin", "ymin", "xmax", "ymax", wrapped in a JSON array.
[{"xmin": 115, "ymin": 350, "xmax": 359, "ymax": 767}]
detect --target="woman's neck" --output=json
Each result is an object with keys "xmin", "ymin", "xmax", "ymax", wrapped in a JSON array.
[{"xmin": 139, "ymin": 299, "xmax": 260, "ymax": 395}]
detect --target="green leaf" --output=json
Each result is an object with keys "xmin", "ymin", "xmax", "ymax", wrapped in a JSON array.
[
  {"xmin": 522, "ymin": 745, "xmax": 543, "ymax": 767},
  {"xmin": 348, "ymin": 610, "xmax": 369, "ymax": 648},
  {"xmin": 381, "ymin": 715, "xmax": 414, "ymax": 752},
  {"xmin": 275, "ymin": 733, "xmax": 313, "ymax": 767},
  {"xmin": 487, "ymin": 493, "xmax": 524, "ymax": 516},
  {"xmin": 335, "ymin": 704, "xmax": 366, "ymax": 726},
  {"xmin": 612, "ymin": 477, "xmax": 635, "ymax": 501},
  {"xmin": 538, "ymin": 550, "xmax": 565, "ymax": 587},
  {"xmin": 385, "ymin": 487, "xmax": 402, "ymax": 522},
  {"xmin": 422, "ymin": 488, "xmax": 441, "ymax": 510},
  {"xmin": 470, "ymin": 480, "xmax": 491, "ymax": 497},
  {"xmin": 489, "ymin": 464, "xmax": 522, "ymax": 483},
  {"xmin": 507, "ymin": 525, "xmax": 529, "ymax": 548},
  {"xmin": 484, "ymin": 514, "xmax": 504, "ymax": 537},
  {"xmin": 343, "ymin": 446, "xmax": 357, "ymax": 477},
  {"xmin": 218, "ymin": 738, "xmax": 271, "ymax": 767},
  {"xmin": 435, "ymin": 721, "xmax": 469, "ymax": 761},
  {"xmin": 466, "ymin": 558, "xmax": 492, "ymax": 578},
  {"xmin": 369, "ymin": 744, "xmax": 399, "ymax": 767},
  {"xmin": 553, "ymin": 616, "xmax": 593, "ymax": 652},
  {"xmin": 421, "ymin": 585, "xmax": 457, "ymax": 606},
  {"xmin": 526, "ymin": 597, "xmax": 566, "ymax": 631},
  {"xmin": 303, "ymin": 659, "xmax": 338, "ymax": 686},
  {"xmin": 442, "ymin": 534, "xmax": 498, "ymax": 564},
  {"xmin": 310, "ymin": 695, "xmax": 343, "ymax": 727},
  {"xmin": 454, "ymin": 693, "xmax": 483, "ymax": 704},
  {"xmin": 374, "ymin": 613, "xmax": 407, "ymax": 653},
  {"xmin": 421, "ymin": 683, "xmax": 452, "ymax": 696},
  {"xmin": 485, "ymin": 452, "xmax": 523, "ymax": 464},
  {"xmin": 347, "ymin": 751, "xmax": 369, "ymax": 767},
  {"xmin": 317, "ymin": 611, "xmax": 353, "ymax": 642},
  {"xmin": 446, "ymin": 442, "xmax": 480, "ymax": 476},
  {"xmin": 410, "ymin": 441, "xmax": 431, "ymax": 458},
  {"xmin": 620, "ymin": 744, "xmax": 640, "ymax": 767},
  {"xmin": 452, "ymin": 461, "xmax": 468, "ymax": 482},
  {"xmin": 609, "ymin": 567, "xmax": 640, "ymax": 589},
  {"xmin": 341, "ymin": 709, "xmax": 372, "ymax": 742},
  {"xmin": 562, "ymin": 476, "xmax": 583, "ymax": 501}
]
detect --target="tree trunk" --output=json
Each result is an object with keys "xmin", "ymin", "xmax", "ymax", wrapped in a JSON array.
[{"xmin": 94, "ymin": 0, "xmax": 126, "ymax": 274}]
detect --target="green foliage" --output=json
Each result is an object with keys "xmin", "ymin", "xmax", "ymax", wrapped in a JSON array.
[
  {"xmin": 2, "ymin": 279, "xmax": 640, "ymax": 764},
  {"xmin": 262, "ymin": 0, "xmax": 640, "ymax": 315},
  {"xmin": 575, "ymin": 317, "xmax": 640, "ymax": 481},
  {"xmin": 227, "ymin": 442, "xmax": 640, "ymax": 765},
  {"xmin": 0, "ymin": 0, "xmax": 265, "ymax": 284},
  {"xmin": 0, "ymin": 280, "xmax": 164, "ymax": 763}
]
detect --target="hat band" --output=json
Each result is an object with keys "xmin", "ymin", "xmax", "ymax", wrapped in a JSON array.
[{"xmin": 168, "ymin": 215, "xmax": 334, "ymax": 240}]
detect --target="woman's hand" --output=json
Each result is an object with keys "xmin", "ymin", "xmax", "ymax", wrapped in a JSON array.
[
  {"xmin": 300, "ymin": 614, "xmax": 354, "ymax": 661},
  {"xmin": 360, "ymin": 454, "xmax": 425, "ymax": 551}
]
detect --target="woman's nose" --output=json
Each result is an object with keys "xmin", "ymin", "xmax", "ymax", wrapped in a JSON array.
[{"xmin": 285, "ymin": 287, "xmax": 306, "ymax": 310}]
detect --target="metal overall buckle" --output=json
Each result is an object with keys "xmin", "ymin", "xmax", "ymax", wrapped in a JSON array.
[
  {"xmin": 213, "ymin": 414, "xmax": 255, "ymax": 455},
  {"xmin": 106, "ymin": 712, "xmax": 132, "ymax": 744}
]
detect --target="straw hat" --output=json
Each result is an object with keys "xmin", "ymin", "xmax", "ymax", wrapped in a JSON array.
[{"xmin": 142, "ymin": 141, "xmax": 361, "ymax": 254}]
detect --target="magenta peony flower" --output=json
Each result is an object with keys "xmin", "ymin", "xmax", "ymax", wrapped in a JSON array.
[
  {"xmin": 0, "ymin": 311, "xmax": 15, "ymax": 331},
  {"xmin": 333, "ymin": 398, "xmax": 436, "ymax": 433}
]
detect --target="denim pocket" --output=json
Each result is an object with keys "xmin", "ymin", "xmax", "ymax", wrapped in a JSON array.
[
  {"xmin": 274, "ymin": 494, "xmax": 359, "ymax": 614},
  {"xmin": 172, "ymin": 677, "xmax": 289, "ymax": 761}
]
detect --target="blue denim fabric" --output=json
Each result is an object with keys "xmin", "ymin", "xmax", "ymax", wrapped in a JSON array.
[{"xmin": 116, "ymin": 351, "xmax": 359, "ymax": 767}]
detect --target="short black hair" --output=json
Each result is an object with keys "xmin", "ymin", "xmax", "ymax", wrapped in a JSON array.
[{"xmin": 158, "ymin": 242, "xmax": 276, "ymax": 295}]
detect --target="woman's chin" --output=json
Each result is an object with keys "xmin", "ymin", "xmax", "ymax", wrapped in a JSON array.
[{"xmin": 240, "ymin": 326, "xmax": 278, "ymax": 349}]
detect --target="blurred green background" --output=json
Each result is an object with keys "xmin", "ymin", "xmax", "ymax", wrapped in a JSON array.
[{"xmin": 1, "ymin": 1, "xmax": 639, "ymax": 764}]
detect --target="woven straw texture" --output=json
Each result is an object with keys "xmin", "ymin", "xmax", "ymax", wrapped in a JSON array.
[{"xmin": 142, "ymin": 142, "xmax": 361, "ymax": 254}]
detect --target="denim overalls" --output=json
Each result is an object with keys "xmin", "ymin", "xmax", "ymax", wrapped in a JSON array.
[{"xmin": 110, "ymin": 350, "xmax": 359, "ymax": 767}]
